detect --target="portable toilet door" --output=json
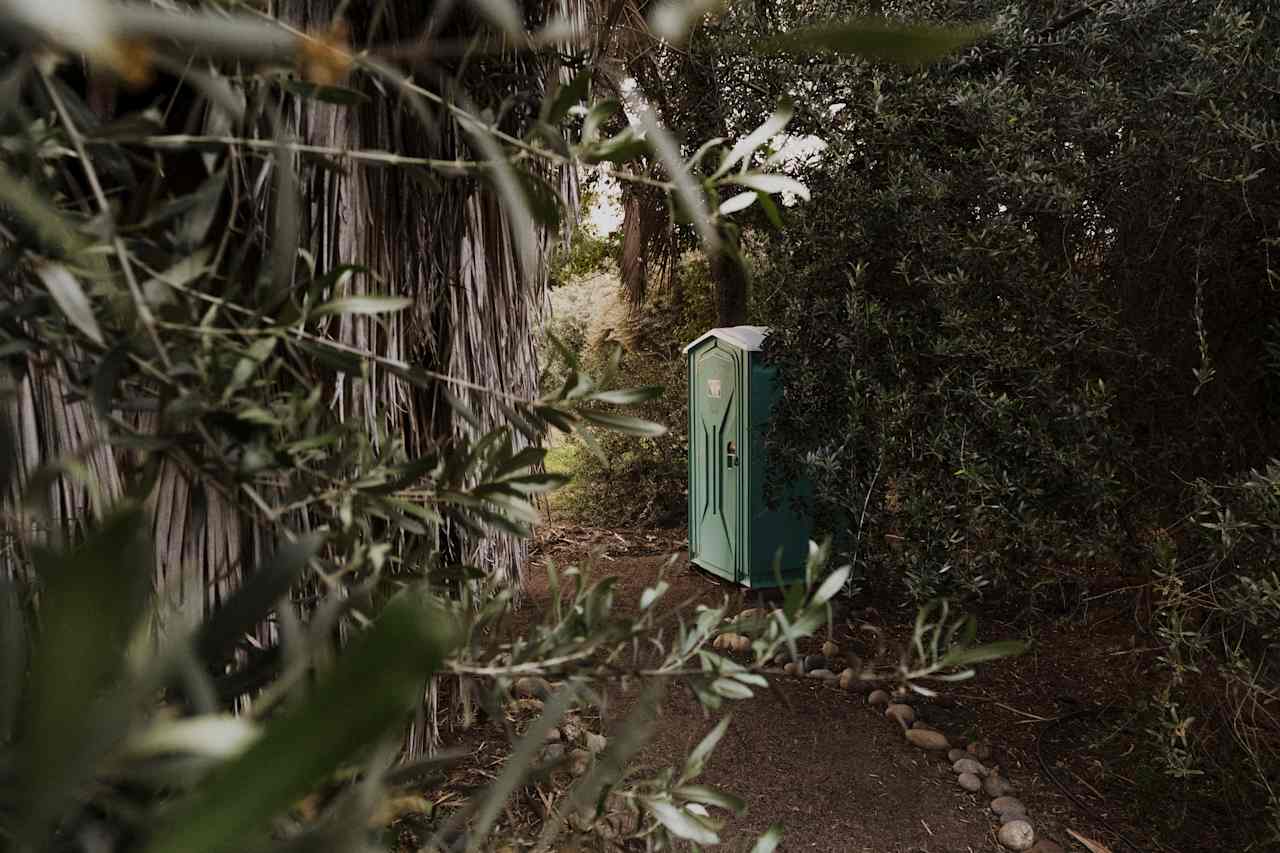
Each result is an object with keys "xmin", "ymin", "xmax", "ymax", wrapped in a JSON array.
[{"xmin": 684, "ymin": 326, "xmax": 812, "ymax": 588}]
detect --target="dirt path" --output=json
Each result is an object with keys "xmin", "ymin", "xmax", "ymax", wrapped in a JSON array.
[
  {"xmin": 630, "ymin": 676, "xmax": 999, "ymax": 852},
  {"xmin": 525, "ymin": 528, "xmax": 1012, "ymax": 853},
  {"xmin": 405, "ymin": 522, "xmax": 1189, "ymax": 853}
]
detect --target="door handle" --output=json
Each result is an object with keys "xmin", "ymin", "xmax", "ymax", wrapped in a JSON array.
[{"xmin": 726, "ymin": 440, "xmax": 738, "ymax": 468}]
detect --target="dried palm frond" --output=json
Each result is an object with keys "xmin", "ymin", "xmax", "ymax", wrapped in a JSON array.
[
  {"xmin": 620, "ymin": 185, "xmax": 675, "ymax": 307},
  {"xmin": 0, "ymin": 349, "xmax": 123, "ymax": 580},
  {"xmin": 276, "ymin": 0, "xmax": 577, "ymax": 593}
]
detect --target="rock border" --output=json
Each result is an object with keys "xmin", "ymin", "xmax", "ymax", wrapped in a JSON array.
[
  {"xmin": 714, "ymin": 619, "xmax": 1070, "ymax": 853},
  {"xmin": 851, "ymin": 660, "xmax": 1067, "ymax": 852}
]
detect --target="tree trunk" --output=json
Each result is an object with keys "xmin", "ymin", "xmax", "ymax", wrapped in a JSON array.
[
  {"xmin": 1, "ymin": 351, "xmax": 123, "ymax": 580},
  {"xmin": 711, "ymin": 232, "xmax": 749, "ymax": 326},
  {"xmin": 278, "ymin": 0, "xmax": 574, "ymax": 754}
]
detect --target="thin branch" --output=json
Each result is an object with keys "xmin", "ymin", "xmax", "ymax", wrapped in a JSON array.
[
  {"xmin": 153, "ymin": 319, "xmax": 535, "ymax": 403},
  {"xmin": 112, "ymin": 133, "xmax": 491, "ymax": 172},
  {"xmin": 38, "ymin": 68, "xmax": 174, "ymax": 371}
]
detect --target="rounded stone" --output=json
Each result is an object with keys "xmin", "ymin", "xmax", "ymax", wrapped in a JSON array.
[
  {"xmin": 583, "ymin": 731, "xmax": 607, "ymax": 753},
  {"xmin": 783, "ymin": 662, "xmax": 801, "ymax": 676},
  {"xmin": 885, "ymin": 703, "xmax": 915, "ymax": 727},
  {"xmin": 991, "ymin": 796, "xmax": 1027, "ymax": 817},
  {"xmin": 712, "ymin": 634, "xmax": 729, "ymax": 650},
  {"xmin": 957, "ymin": 771, "xmax": 982, "ymax": 792},
  {"xmin": 821, "ymin": 640, "xmax": 839, "ymax": 658},
  {"xmin": 540, "ymin": 743, "xmax": 566, "ymax": 762},
  {"xmin": 867, "ymin": 689, "xmax": 891, "ymax": 706},
  {"xmin": 807, "ymin": 668, "xmax": 835, "ymax": 679},
  {"xmin": 952, "ymin": 758, "xmax": 988, "ymax": 776},
  {"xmin": 772, "ymin": 651, "xmax": 792, "ymax": 666},
  {"xmin": 803, "ymin": 654, "xmax": 830, "ymax": 672},
  {"xmin": 568, "ymin": 748, "xmax": 593, "ymax": 777},
  {"xmin": 967, "ymin": 740, "xmax": 993, "ymax": 761},
  {"xmin": 948, "ymin": 748, "xmax": 967, "ymax": 763},
  {"xmin": 514, "ymin": 676, "xmax": 551, "ymax": 699},
  {"xmin": 733, "ymin": 635, "xmax": 752, "ymax": 653},
  {"xmin": 905, "ymin": 728, "xmax": 950, "ymax": 751},
  {"xmin": 545, "ymin": 728, "xmax": 562, "ymax": 742},
  {"xmin": 838, "ymin": 667, "xmax": 856, "ymax": 689},
  {"xmin": 997, "ymin": 819, "xmax": 1035, "ymax": 851},
  {"xmin": 984, "ymin": 773, "xmax": 1014, "ymax": 797},
  {"xmin": 1001, "ymin": 809, "xmax": 1029, "ymax": 825},
  {"xmin": 560, "ymin": 720, "xmax": 583, "ymax": 744}
]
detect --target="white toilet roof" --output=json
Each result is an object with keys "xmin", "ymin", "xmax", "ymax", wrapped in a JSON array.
[{"xmin": 682, "ymin": 325, "xmax": 769, "ymax": 354}]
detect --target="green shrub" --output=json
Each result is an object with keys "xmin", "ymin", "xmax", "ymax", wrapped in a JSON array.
[
  {"xmin": 737, "ymin": 4, "xmax": 1280, "ymax": 844},
  {"xmin": 555, "ymin": 257, "xmax": 718, "ymax": 529},
  {"xmin": 549, "ymin": 223, "xmax": 621, "ymax": 289},
  {"xmin": 1147, "ymin": 463, "xmax": 1280, "ymax": 843}
]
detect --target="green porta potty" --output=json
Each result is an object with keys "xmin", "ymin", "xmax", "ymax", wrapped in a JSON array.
[{"xmin": 684, "ymin": 326, "xmax": 812, "ymax": 587}]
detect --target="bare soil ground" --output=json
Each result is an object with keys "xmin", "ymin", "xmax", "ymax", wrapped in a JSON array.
[
  {"xmin": 521, "ymin": 525, "xmax": 1145, "ymax": 853},
  {"xmin": 405, "ymin": 524, "xmax": 1215, "ymax": 853}
]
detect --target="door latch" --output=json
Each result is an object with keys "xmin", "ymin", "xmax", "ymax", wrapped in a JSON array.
[{"xmin": 726, "ymin": 440, "xmax": 738, "ymax": 468}]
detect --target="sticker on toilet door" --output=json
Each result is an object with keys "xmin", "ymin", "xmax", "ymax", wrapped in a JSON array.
[{"xmin": 707, "ymin": 379, "xmax": 722, "ymax": 398}]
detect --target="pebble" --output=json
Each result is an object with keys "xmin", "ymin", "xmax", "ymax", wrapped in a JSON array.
[
  {"xmin": 509, "ymin": 698, "xmax": 545, "ymax": 714},
  {"xmin": 807, "ymin": 668, "xmax": 835, "ymax": 679},
  {"xmin": 1028, "ymin": 841, "xmax": 1065, "ymax": 853},
  {"xmin": 772, "ymin": 651, "xmax": 792, "ymax": 666},
  {"xmin": 838, "ymin": 668, "xmax": 856, "ymax": 689},
  {"xmin": 545, "ymin": 728, "xmax": 562, "ymax": 742},
  {"xmin": 783, "ymin": 662, "xmax": 801, "ymax": 676},
  {"xmin": 904, "ymin": 728, "xmax": 950, "ymax": 750},
  {"xmin": 991, "ymin": 796, "xmax": 1027, "ymax": 817},
  {"xmin": 803, "ymin": 655, "xmax": 829, "ymax": 672},
  {"xmin": 967, "ymin": 741, "xmax": 993, "ymax": 761},
  {"xmin": 514, "ymin": 677, "xmax": 551, "ymax": 700},
  {"xmin": 821, "ymin": 640, "xmax": 839, "ymax": 658},
  {"xmin": 569, "ymin": 748, "xmax": 593, "ymax": 777},
  {"xmin": 733, "ymin": 635, "xmax": 752, "ymax": 653},
  {"xmin": 885, "ymin": 703, "xmax": 915, "ymax": 727},
  {"xmin": 948, "ymin": 748, "xmax": 967, "ymax": 763},
  {"xmin": 957, "ymin": 772, "xmax": 982, "ymax": 792},
  {"xmin": 583, "ymin": 732, "xmax": 607, "ymax": 753},
  {"xmin": 997, "ymin": 819, "xmax": 1035, "ymax": 851},
  {"xmin": 952, "ymin": 758, "xmax": 988, "ymax": 776},
  {"xmin": 1001, "ymin": 810, "xmax": 1028, "ymax": 825},
  {"xmin": 984, "ymin": 773, "xmax": 1014, "ymax": 797},
  {"xmin": 867, "ymin": 689, "xmax": 891, "ymax": 705},
  {"xmin": 541, "ymin": 743, "xmax": 566, "ymax": 762}
]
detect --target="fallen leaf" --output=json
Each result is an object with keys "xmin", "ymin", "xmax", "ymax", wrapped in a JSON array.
[{"xmin": 1067, "ymin": 828, "xmax": 1115, "ymax": 853}]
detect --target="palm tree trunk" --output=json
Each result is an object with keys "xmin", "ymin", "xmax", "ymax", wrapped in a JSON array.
[
  {"xmin": 1, "ymin": 351, "xmax": 123, "ymax": 580},
  {"xmin": 277, "ymin": 0, "xmax": 577, "ymax": 753}
]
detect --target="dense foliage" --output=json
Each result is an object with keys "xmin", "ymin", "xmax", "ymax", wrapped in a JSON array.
[
  {"xmin": 0, "ymin": 2, "xmax": 1008, "ymax": 851},
  {"xmin": 596, "ymin": 0, "xmax": 1280, "ymax": 846},
  {"xmin": 551, "ymin": 257, "xmax": 718, "ymax": 529},
  {"xmin": 725, "ymin": 0, "xmax": 1280, "ymax": 845}
]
